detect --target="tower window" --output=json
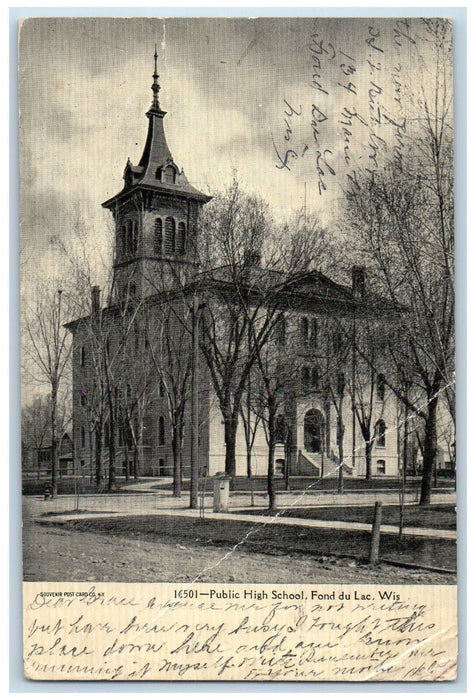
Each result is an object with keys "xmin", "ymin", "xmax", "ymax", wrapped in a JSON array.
[
  {"xmin": 165, "ymin": 217, "xmax": 176, "ymax": 255},
  {"xmin": 154, "ymin": 218, "xmax": 163, "ymax": 255},
  {"xmin": 375, "ymin": 419, "xmax": 386, "ymax": 447},
  {"xmin": 80, "ymin": 347, "xmax": 86, "ymax": 367},
  {"xmin": 177, "ymin": 222, "xmax": 186, "ymax": 255},
  {"xmin": 163, "ymin": 165, "xmax": 175, "ymax": 184},
  {"xmin": 81, "ymin": 426, "xmax": 86, "ymax": 449},
  {"xmin": 300, "ymin": 317, "xmax": 309, "ymax": 344},
  {"xmin": 310, "ymin": 319, "xmax": 319, "ymax": 347}
]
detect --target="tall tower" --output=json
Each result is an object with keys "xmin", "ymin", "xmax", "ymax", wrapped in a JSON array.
[{"xmin": 102, "ymin": 49, "xmax": 211, "ymax": 300}]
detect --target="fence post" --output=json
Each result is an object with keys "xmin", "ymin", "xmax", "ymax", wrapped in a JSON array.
[{"xmin": 369, "ymin": 501, "xmax": 383, "ymax": 565}]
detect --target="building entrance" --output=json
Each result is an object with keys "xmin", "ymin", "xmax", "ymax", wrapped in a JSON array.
[{"xmin": 304, "ymin": 409, "xmax": 325, "ymax": 453}]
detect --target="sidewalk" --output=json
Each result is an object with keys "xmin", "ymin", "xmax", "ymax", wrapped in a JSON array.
[{"xmin": 28, "ymin": 483, "xmax": 456, "ymax": 542}]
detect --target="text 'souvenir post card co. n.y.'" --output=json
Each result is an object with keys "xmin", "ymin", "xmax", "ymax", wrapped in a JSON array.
[{"xmin": 20, "ymin": 17, "xmax": 457, "ymax": 682}]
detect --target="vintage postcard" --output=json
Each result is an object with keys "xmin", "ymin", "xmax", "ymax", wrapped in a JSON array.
[{"xmin": 20, "ymin": 17, "xmax": 457, "ymax": 681}]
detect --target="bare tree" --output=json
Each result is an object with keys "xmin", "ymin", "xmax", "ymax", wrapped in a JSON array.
[
  {"xmin": 23, "ymin": 285, "xmax": 73, "ymax": 495},
  {"xmin": 345, "ymin": 19, "xmax": 453, "ymax": 505}
]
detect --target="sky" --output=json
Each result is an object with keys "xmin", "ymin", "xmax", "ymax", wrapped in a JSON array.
[{"xmin": 19, "ymin": 16, "xmax": 447, "ymax": 293}]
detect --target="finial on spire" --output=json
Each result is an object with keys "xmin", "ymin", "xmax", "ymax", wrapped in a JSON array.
[{"xmin": 151, "ymin": 44, "xmax": 161, "ymax": 111}]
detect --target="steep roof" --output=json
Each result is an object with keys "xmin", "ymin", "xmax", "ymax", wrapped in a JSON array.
[{"xmin": 102, "ymin": 51, "xmax": 210, "ymax": 209}]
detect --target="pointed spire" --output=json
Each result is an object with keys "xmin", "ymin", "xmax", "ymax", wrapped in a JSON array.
[{"xmin": 150, "ymin": 44, "xmax": 161, "ymax": 111}]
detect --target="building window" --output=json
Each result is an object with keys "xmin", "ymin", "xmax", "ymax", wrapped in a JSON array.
[
  {"xmin": 81, "ymin": 427, "xmax": 86, "ymax": 449},
  {"xmin": 311, "ymin": 367, "xmax": 319, "ymax": 390},
  {"xmin": 300, "ymin": 317, "xmax": 309, "ymax": 344},
  {"xmin": 80, "ymin": 392, "xmax": 86, "ymax": 407},
  {"xmin": 275, "ymin": 415, "xmax": 287, "ymax": 444},
  {"xmin": 310, "ymin": 319, "xmax": 319, "ymax": 347},
  {"xmin": 301, "ymin": 366, "xmax": 310, "ymax": 390},
  {"xmin": 158, "ymin": 416, "xmax": 165, "ymax": 445},
  {"xmin": 154, "ymin": 218, "xmax": 163, "ymax": 255},
  {"xmin": 134, "ymin": 322, "xmax": 139, "ymax": 351},
  {"xmin": 377, "ymin": 373, "xmax": 385, "ymax": 402},
  {"xmin": 177, "ymin": 222, "xmax": 186, "ymax": 255},
  {"xmin": 80, "ymin": 346, "xmax": 86, "ymax": 367},
  {"xmin": 376, "ymin": 419, "xmax": 386, "ymax": 447},
  {"xmin": 163, "ymin": 165, "xmax": 175, "ymax": 184},
  {"xmin": 376, "ymin": 459, "xmax": 386, "ymax": 474},
  {"xmin": 165, "ymin": 217, "xmax": 176, "ymax": 255},
  {"xmin": 275, "ymin": 314, "xmax": 286, "ymax": 346}
]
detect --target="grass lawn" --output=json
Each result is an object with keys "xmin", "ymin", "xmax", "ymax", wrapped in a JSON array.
[
  {"xmin": 52, "ymin": 513, "xmax": 456, "ymax": 572},
  {"xmin": 235, "ymin": 504, "xmax": 456, "ymax": 531},
  {"xmin": 158, "ymin": 476, "xmax": 456, "ymax": 494}
]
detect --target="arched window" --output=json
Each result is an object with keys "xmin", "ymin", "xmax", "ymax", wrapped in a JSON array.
[
  {"xmin": 377, "ymin": 459, "xmax": 386, "ymax": 474},
  {"xmin": 377, "ymin": 373, "xmax": 385, "ymax": 402},
  {"xmin": 310, "ymin": 319, "xmax": 319, "ymax": 346},
  {"xmin": 158, "ymin": 416, "xmax": 165, "ymax": 446},
  {"xmin": 154, "ymin": 218, "xmax": 163, "ymax": 255},
  {"xmin": 376, "ymin": 419, "xmax": 386, "ymax": 447},
  {"xmin": 81, "ymin": 426, "xmax": 85, "ymax": 449},
  {"xmin": 301, "ymin": 366, "xmax": 310, "ymax": 390},
  {"xmin": 275, "ymin": 415, "xmax": 287, "ymax": 444},
  {"xmin": 177, "ymin": 222, "xmax": 186, "ymax": 255},
  {"xmin": 80, "ymin": 346, "xmax": 86, "ymax": 367},
  {"xmin": 131, "ymin": 221, "xmax": 138, "ymax": 255},
  {"xmin": 165, "ymin": 217, "xmax": 176, "ymax": 255},
  {"xmin": 163, "ymin": 165, "xmax": 175, "ymax": 184},
  {"xmin": 300, "ymin": 317, "xmax": 309, "ymax": 344},
  {"xmin": 126, "ymin": 221, "xmax": 133, "ymax": 255}
]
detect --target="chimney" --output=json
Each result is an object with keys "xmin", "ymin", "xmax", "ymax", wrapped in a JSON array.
[
  {"xmin": 91, "ymin": 285, "xmax": 101, "ymax": 315},
  {"xmin": 352, "ymin": 266, "xmax": 365, "ymax": 298}
]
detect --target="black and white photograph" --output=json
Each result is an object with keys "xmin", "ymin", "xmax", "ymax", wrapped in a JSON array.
[{"xmin": 20, "ymin": 17, "xmax": 456, "ymax": 594}]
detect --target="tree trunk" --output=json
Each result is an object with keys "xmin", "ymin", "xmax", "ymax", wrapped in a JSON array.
[
  {"xmin": 246, "ymin": 449, "xmax": 252, "ymax": 479},
  {"xmin": 224, "ymin": 415, "xmax": 238, "ymax": 476},
  {"xmin": 336, "ymin": 413, "xmax": 345, "ymax": 494},
  {"xmin": 364, "ymin": 429, "xmax": 373, "ymax": 480},
  {"xmin": 267, "ymin": 407, "xmax": 277, "ymax": 511},
  {"xmin": 88, "ymin": 427, "xmax": 94, "ymax": 484},
  {"xmin": 50, "ymin": 386, "xmax": 58, "ymax": 497},
  {"xmin": 95, "ymin": 425, "xmax": 102, "ymax": 487},
  {"xmin": 172, "ymin": 429, "xmax": 181, "ymax": 497},
  {"xmin": 420, "ymin": 385, "xmax": 440, "ymax": 505},
  {"xmin": 108, "ymin": 421, "xmax": 116, "ymax": 492},
  {"xmin": 124, "ymin": 439, "xmax": 130, "ymax": 482}
]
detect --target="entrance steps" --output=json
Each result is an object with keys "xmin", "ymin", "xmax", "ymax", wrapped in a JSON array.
[{"xmin": 296, "ymin": 450, "xmax": 353, "ymax": 478}]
